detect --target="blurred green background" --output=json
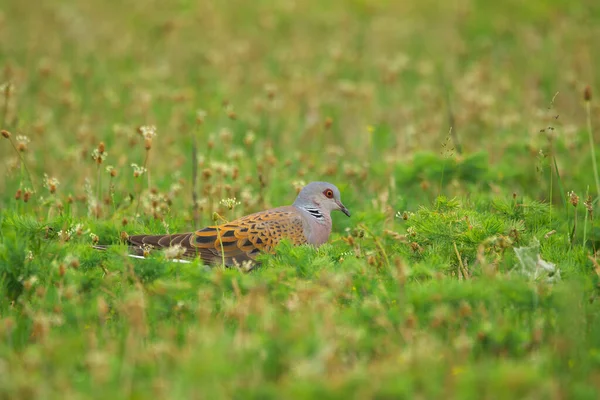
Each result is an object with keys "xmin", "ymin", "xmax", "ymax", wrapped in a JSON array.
[{"xmin": 1, "ymin": 0, "xmax": 600, "ymax": 398}]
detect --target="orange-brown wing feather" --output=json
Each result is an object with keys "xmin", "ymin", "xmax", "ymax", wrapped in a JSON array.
[{"xmin": 190, "ymin": 207, "xmax": 307, "ymax": 265}]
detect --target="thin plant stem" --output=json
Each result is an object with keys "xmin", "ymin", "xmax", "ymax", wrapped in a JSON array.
[
  {"xmin": 8, "ymin": 137, "xmax": 36, "ymax": 193},
  {"xmin": 134, "ymin": 149, "xmax": 150, "ymax": 217},
  {"xmin": 359, "ymin": 223, "xmax": 390, "ymax": 268},
  {"xmin": 96, "ymin": 164, "xmax": 102, "ymax": 218},
  {"xmin": 586, "ymin": 101, "xmax": 600, "ymax": 200},
  {"xmin": 583, "ymin": 187, "xmax": 589, "ymax": 248}
]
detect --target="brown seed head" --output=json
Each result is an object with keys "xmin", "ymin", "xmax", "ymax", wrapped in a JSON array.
[
  {"xmin": 324, "ymin": 117, "xmax": 333, "ymax": 129},
  {"xmin": 1, "ymin": 130, "xmax": 10, "ymax": 139},
  {"xmin": 569, "ymin": 191, "xmax": 579, "ymax": 208},
  {"xmin": 584, "ymin": 85, "xmax": 592, "ymax": 102},
  {"xmin": 15, "ymin": 189, "xmax": 22, "ymax": 200},
  {"xmin": 202, "ymin": 168, "xmax": 212, "ymax": 179},
  {"xmin": 98, "ymin": 142, "xmax": 105, "ymax": 154},
  {"xmin": 145, "ymin": 138, "xmax": 152, "ymax": 150}
]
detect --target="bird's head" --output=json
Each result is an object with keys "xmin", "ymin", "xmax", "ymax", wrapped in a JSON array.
[{"xmin": 294, "ymin": 181, "xmax": 350, "ymax": 217}]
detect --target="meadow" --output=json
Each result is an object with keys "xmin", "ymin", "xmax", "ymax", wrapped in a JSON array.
[{"xmin": 1, "ymin": 0, "xmax": 600, "ymax": 398}]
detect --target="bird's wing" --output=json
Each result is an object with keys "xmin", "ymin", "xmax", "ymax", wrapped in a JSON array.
[{"xmin": 127, "ymin": 207, "xmax": 307, "ymax": 265}]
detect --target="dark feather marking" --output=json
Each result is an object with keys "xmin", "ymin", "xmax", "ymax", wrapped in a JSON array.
[
  {"xmin": 220, "ymin": 230, "xmax": 235, "ymax": 238},
  {"xmin": 194, "ymin": 234, "xmax": 216, "ymax": 244}
]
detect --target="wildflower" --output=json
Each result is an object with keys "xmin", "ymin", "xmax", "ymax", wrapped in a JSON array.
[
  {"xmin": 220, "ymin": 197, "xmax": 240, "ymax": 210},
  {"xmin": 139, "ymin": 125, "xmax": 157, "ymax": 150},
  {"xmin": 140, "ymin": 125, "xmax": 157, "ymax": 140},
  {"xmin": 106, "ymin": 165, "xmax": 117, "ymax": 177},
  {"xmin": 219, "ymin": 127, "xmax": 233, "ymax": 143},
  {"xmin": 15, "ymin": 135, "xmax": 30, "ymax": 152},
  {"xmin": 196, "ymin": 109, "xmax": 207, "ymax": 124},
  {"xmin": 23, "ymin": 275, "xmax": 38, "ymax": 290},
  {"xmin": 43, "ymin": 174, "xmax": 60, "ymax": 194},
  {"xmin": 226, "ymin": 104, "xmax": 236, "ymax": 120},
  {"xmin": 131, "ymin": 163, "xmax": 147, "ymax": 178},
  {"xmin": 164, "ymin": 244, "xmax": 186, "ymax": 259},
  {"xmin": 0, "ymin": 82, "xmax": 15, "ymax": 96},
  {"xmin": 90, "ymin": 233, "xmax": 99, "ymax": 244},
  {"xmin": 264, "ymin": 83, "xmax": 277, "ymax": 99},
  {"xmin": 243, "ymin": 131, "xmax": 256, "ymax": 146},
  {"xmin": 292, "ymin": 180, "xmax": 306, "ymax": 194},
  {"xmin": 91, "ymin": 149, "xmax": 108, "ymax": 164}
]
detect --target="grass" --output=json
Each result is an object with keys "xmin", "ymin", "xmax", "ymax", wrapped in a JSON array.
[{"xmin": 1, "ymin": 0, "xmax": 600, "ymax": 398}]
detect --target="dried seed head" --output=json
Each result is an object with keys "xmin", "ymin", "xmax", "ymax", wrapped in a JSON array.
[
  {"xmin": 1, "ymin": 130, "xmax": 10, "ymax": 139},
  {"xmin": 568, "ymin": 191, "xmax": 579, "ymax": 207},
  {"xmin": 23, "ymin": 189, "xmax": 32, "ymax": 203},
  {"xmin": 196, "ymin": 109, "xmax": 207, "ymax": 124},
  {"xmin": 584, "ymin": 85, "xmax": 592, "ymax": 102},
  {"xmin": 69, "ymin": 257, "xmax": 80, "ymax": 269},
  {"xmin": 98, "ymin": 142, "xmax": 105, "ymax": 154},
  {"xmin": 202, "ymin": 168, "xmax": 212, "ymax": 179},
  {"xmin": 92, "ymin": 149, "xmax": 107, "ymax": 164},
  {"xmin": 43, "ymin": 174, "xmax": 60, "ymax": 194},
  {"xmin": 16, "ymin": 135, "xmax": 30, "ymax": 152},
  {"xmin": 324, "ymin": 117, "xmax": 333, "ymax": 129},
  {"xmin": 243, "ymin": 131, "xmax": 256, "ymax": 147},
  {"xmin": 15, "ymin": 188, "xmax": 22, "ymax": 200},
  {"xmin": 130, "ymin": 163, "xmax": 147, "ymax": 178},
  {"xmin": 106, "ymin": 166, "xmax": 117, "ymax": 177},
  {"xmin": 264, "ymin": 83, "xmax": 277, "ymax": 99},
  {"xmin": 584, "ymin": 196, "xmax": 593, "ymax": 216},
  {"xmin": 90, "ymin": 233, "xmax": 99, "ymax": 244}
]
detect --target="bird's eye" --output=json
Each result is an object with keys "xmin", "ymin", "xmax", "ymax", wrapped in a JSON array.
[{"xmin": 324, "ymin": 189, "xmax": 334, "ymax": 198}]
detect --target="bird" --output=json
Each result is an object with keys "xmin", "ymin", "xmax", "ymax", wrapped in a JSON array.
[{"xmin": 105, "ymin": 182, "xmax": 350, "ymax": 266}]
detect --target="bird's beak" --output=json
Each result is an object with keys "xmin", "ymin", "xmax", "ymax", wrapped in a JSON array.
[{"xmin": 336, "ymin": 200, "xmax": 351, "ymax": 217}]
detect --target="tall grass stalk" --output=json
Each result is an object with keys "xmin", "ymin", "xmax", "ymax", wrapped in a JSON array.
[{"xmin": 585, "ymin": 89, "xmax": 600, "ymax": 200}]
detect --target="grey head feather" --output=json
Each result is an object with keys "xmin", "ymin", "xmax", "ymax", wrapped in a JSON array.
[{"xmin": 292, "ymin": 181, "xmax": 350, "ymax": 217}]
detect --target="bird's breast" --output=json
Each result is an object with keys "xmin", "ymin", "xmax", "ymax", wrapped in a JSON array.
[{"xmin": 306, "ymin": 218, "xmax": 332, "ymax": 246}]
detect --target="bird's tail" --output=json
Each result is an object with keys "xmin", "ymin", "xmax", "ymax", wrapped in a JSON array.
[{"xmin": 92, "ymin": 244, "xmax": 193, "ymax": 263}]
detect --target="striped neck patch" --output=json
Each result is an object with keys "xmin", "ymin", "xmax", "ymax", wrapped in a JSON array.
[{"xmin": 302, "ymin": 207, "xmax": 324, "ymax": 221}]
